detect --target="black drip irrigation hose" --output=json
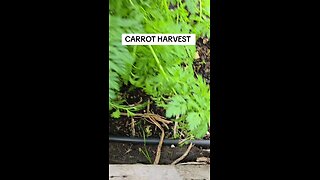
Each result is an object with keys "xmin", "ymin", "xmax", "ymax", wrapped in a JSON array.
[{"xmin": 109, "ymin": 135, "xmax": 211, "ymax": 148}]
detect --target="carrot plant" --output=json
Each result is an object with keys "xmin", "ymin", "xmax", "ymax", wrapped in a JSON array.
[{"xmin": 109, "ymin": 0, "xmax": 210, "ymax": 139}]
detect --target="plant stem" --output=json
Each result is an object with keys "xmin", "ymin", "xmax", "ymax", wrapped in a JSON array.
[
  {"xmin": 148, "ymin": 45, "xmax": 168, "ymax": 81},
  {"xmin": 140, "ymin": 125, "xmax": 152, "ymax": 163},
  {"xmin": 185, "ymin": 46, "xmax": 192, "ymax": 58},
  {"xmin": 176, "ymin": 1, "xmax": 180, "ymax": 23},
  {"xmin": 163, "ymin": 0, "xmax": 170, "ymax": 18},
  {"xmin": 199, "ymin": 0, "xmax": 202, "ymax": 21},
  {"xmin": 148, "ymin": 45, "xmax": 178, "ymax": 95},
  {"xmin": 128, "ymin": 0, "xmax": 135, "ymax": 7},
  {"xmin": 132, "ymin": 45, "xmax": 137, "ymax": 59}
]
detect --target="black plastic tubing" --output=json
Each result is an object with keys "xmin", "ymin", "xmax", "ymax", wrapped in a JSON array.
[{"xmin": 109, "ymin": 135, "xmax": 210, "ymax": 148}]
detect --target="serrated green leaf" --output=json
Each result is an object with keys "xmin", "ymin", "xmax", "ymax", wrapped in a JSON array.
[
  {"xmin": 165, "ymin": 95, "xmax": 188, "ymax": 117},
  {"xmin": 186, "ymin": 112, "xmax": 201, "ymax": 131},
  {"xmin": 111, "ymin": 109, "xmax": 121, "ymax": 118},
  {"xmin": 193, "ymin": 122, "xmax": 208, "ymax": 139},
  {"xmin": 185, "ymin": 0, "xmax": 198, "ymax": 14}
]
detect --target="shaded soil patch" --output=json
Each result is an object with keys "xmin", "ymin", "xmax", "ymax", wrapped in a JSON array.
[{"xmin": 109, "ymin": 142, "xmax": 210, "ymax": 164}]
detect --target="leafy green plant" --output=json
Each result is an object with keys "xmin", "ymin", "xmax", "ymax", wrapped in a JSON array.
[{"xmin": 109, "ymin": 0, "xmax": 210, "ymax": 139}]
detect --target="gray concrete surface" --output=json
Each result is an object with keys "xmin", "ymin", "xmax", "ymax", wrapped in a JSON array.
[
  {"xmin": 109, "ymin": 164, "xmax": 210, "ymax": 180},
  {"xmin": 176, "ymin": 164, "xmax": 210, "ymax": 180}
]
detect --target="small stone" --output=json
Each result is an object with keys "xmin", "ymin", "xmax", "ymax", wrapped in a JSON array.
[{"xmin": 203, "ymin": 38, "xmax": 209, "ymax": 44}]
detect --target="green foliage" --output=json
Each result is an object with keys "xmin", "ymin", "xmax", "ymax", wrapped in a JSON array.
[
  {"xmin": 108, "ymin": 16, "xmax": 135, "ymax": 106},
  {"xmin": 109, "ymin": 0, "xmax": 210, "ymax": 139},
  {"xmin": 111, "ymin": 109, "xmax": 121, "ymax": 118}
]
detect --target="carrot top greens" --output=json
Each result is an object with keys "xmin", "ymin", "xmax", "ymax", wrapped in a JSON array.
[{"xmin": 109, "ymin": 0, "xmax": 210, "ymax": 139}]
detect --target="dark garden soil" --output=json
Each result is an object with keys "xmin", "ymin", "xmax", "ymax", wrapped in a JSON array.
[
  {"xmin": 109, "ymin": 142, "xmax": 210, "ymax": 164},
  {"xmin": 194, "ymin": 37, "xmax": 211, "ymax": 84},
  {"xmin": 109, "ymin": 37, "xmax": 211, "ymax": 165}
]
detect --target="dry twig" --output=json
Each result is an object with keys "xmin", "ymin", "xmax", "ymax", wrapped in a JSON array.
[
  {"xmin": 151, "ymin": 116, "xmax": 165, "ymax": 165},
  {"xmin": 171, "ymin": 142, "xmax": 194, "ymax": 165},
  {"xmin": 173, "ymin": 115, "xmax": 179, "ymax": 137},
  {"xmin": 118, "ymin": 107, "xmax": 172, "ymax": 165},
  {"xmin": 131, "ymin": 117, "xmax": 135, "ymax": 136}
]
